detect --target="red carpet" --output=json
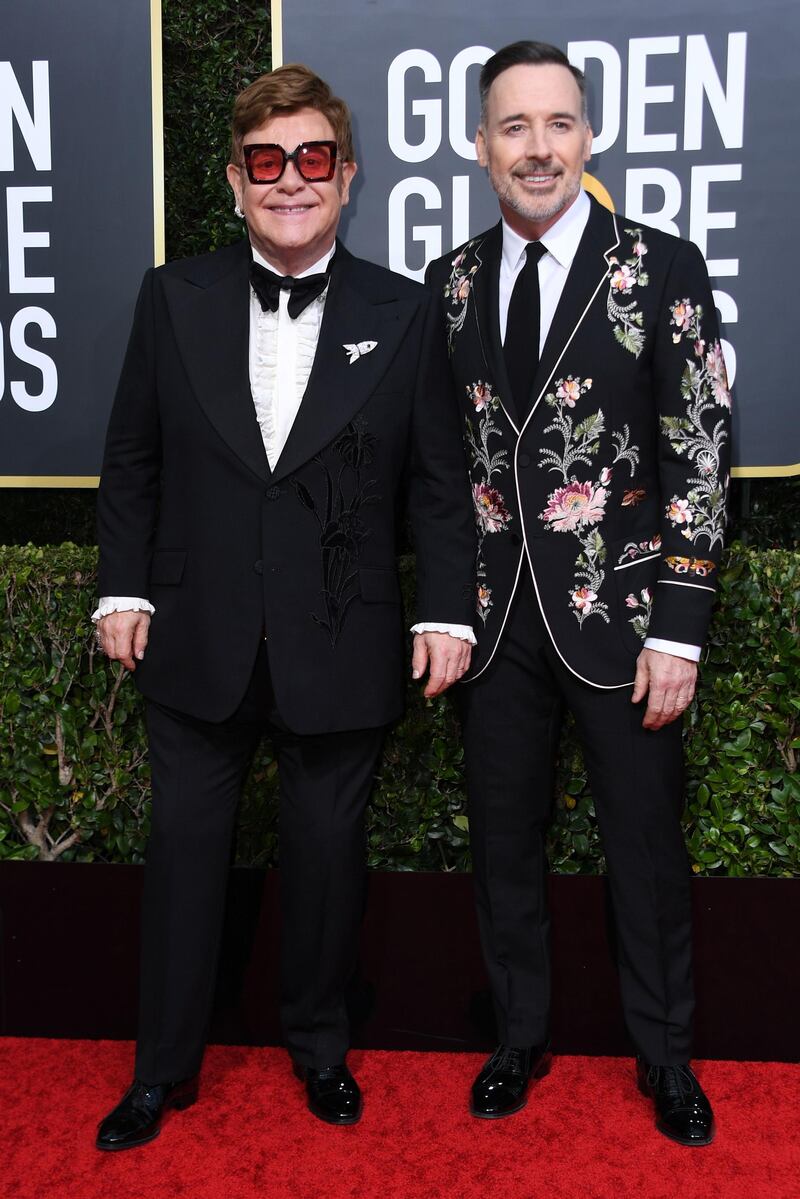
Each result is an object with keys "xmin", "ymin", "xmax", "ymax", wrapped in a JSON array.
[{"xmin": 1, "ymin": 1040, "xmax": 797, "ymax": 1199}]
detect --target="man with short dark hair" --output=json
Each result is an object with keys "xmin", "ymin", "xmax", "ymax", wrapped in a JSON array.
[
  {"xmin": 427, "ymin": 40, "xmax": 730, "ymax": 1145},
  {"xmin": 94, "ymin": 64, "xmax": 475, "ymax": 1149}
]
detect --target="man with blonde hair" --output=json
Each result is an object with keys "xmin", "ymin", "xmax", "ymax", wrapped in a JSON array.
[{"xmin": 94, "ymin": 64, "xmax": 474, "ymax": 1148}]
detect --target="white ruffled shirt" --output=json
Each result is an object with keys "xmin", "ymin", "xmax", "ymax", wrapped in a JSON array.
[{"xmin": 93, "ymin": 242, "xmax": 474, "ymax": 644}]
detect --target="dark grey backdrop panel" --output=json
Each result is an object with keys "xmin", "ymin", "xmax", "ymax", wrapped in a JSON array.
[
  {"xmin": 0, "ymin": 0, "xmax": 156, "ymax": 480},
  {"xmin": 281, "ymin": 0, "xmax": 800, "ymax": 474}
]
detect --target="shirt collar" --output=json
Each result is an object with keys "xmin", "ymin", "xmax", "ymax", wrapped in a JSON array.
[
  {"xmin": 501, "ymin": 189, "xmax": 591, "ymax": 273},
  {"xmin": 251, "ymin": 241, "xmax": 336, "ymax": 278}
]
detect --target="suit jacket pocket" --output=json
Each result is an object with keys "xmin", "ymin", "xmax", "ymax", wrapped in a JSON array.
[
  {"xmin": 149, "ymin": 549, "xmax": 187, "ymax": 586},
  {"xmin": 359, "ymin": 566, "xmax": 401, "ymax": 604}
]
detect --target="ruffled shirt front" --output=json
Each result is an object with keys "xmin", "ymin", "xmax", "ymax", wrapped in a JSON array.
[{"xmin": 249, "ymin": 245, "xmax": 331, "ymax": 470}]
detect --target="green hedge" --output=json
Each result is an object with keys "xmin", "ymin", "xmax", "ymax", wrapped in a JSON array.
[{"xmin": 0, "ymin": 544, "xmax": 797, "ymax": 875}]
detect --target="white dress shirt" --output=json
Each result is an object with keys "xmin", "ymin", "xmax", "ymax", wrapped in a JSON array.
[{"xmin": 499, "ymin": 191, "xmax": 700, "ymax": 663}]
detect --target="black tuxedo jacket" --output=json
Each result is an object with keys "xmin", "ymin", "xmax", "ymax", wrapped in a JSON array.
[
  {"xmin": 97, "ymin": 239, "xmax": 475, "ymax": 732},
  {"xmin": 427, "ymin": 196, "xmax": 731, "ymax": 688}
]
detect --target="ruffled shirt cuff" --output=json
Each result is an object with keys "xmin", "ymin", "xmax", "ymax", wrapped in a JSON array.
[
  {"xmin": 410, "ymin": 622, "xmax": 477, "ymax": 646},
  {"xmin": 92, "ymin": 596, "xmax": 155, "ymax": 623},
  {"xmin": 644, "ymin": 637, "xmax": 701, "ymax": 662}
]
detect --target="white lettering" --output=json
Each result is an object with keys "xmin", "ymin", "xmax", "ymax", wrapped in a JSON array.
[
  {"xmin": 9, "ymin": 306, "xmax": 57, "ymax": 411},
  {"xmin": 6, "ymin": 186, "xmax": 53, "ymax": 293},
  {"xmin": 387, "ymin": 49, "xmax": 442, "ymax": 163},
  {"xmin": 0, "ymin": 61, "xmax": 51, "ymax": 171},
  {"xmin": 624, "ymin": 168, "xmax": 681, "ymax": 236},
  {"xmin": 568, "ymin": 40, "xmax": 621, "ymax": 154},
  {"xmin": 448, "ymin": 46, "xmax": 492, "ymax": 160},
  {"xmin": 689, "ymin": 164, "xmax": 741, "ymax": 276},
  {"xmin": 684, "ymin": 34, "xmax": 747, "ymax": 151},
  {"xmin": 388, "ymin": 176, "xmax": 442, "ymax": 280},
  {"xmin": 627, "ymin": 37, "xmax": 680, "ymax": 153}
]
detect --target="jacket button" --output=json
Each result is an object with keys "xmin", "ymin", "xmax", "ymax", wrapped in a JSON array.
[
  {"xmin": 510, "ymin": 533, "xmax": 522, "ymax": 546},
  {"xmin": 253, "ymin": 560, "xmax": 263, "ymax": 575},
  {"xmin": 518, "ymin": 453, "xmax": 531, "ymax": 468},
  {"xmin": 265, "ymin": 486, "xmax": 281, "ymax": 501}
]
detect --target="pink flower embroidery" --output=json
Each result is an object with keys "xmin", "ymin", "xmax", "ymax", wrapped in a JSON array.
[
  {"xmin": 625, "ymin": 593, "xmax": 639, "ymax": 608},
  {"xmin": 455, "ymin": 276, "xmax": 472, "ymax": 302},
  {"xmin": 599, "ymin": 466, "xmax": 613, "ymax": 485},
  {"xmin": 667, "ymin": 498, "xmax": 694, "ymax": 526},
  {"xmin": 705, "ymin": 342, "xmax": 731, "ymax": 408},
  {"xmin": 632, "ymin": 240, "xmax": 648, "ymax": 257},
  {"xmin": 473, "ymin": 483, "xmax": 511, "ymax": 533},
  {"xmin": 610, "ymin": 264, "xmax": 635, "ymax": 294},
  {"xmin": 477, "ymin": 584, "xmax": 492, "ymax": 610},
  {"xmin": 541, "ymin": 481, "xmax": 608, "ymax": 532},
  {"xmin": 469, "ymin": 382, "xmax": 492, "ymax": 412},
  {"xmin": 557, "ymin": 378, "xmax": 582, "ymax": 407},
  {"xmin": 572, "ymin": 586, "xmax": 597, "ymax": 612},
  {"xmin": 672, "ymin": 300, "xmax": 695, "ymax": 330}
]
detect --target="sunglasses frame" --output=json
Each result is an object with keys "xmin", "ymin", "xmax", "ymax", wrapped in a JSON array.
[{"xmin": 241, "ymin": 140, "xmax": 338, "ymax": 184}]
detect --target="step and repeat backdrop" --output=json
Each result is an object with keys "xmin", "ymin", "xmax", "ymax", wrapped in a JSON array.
[
  {"xmin": 0, "ymin": 1, "xmax": 796, "ymax": 480},
  {"xmin": 277, "ymin": 0, "xmax": 799, "ymax": 477},
  {"xmin": 0, "ymin": 0, "xmax": 161, "ymax": 485}
]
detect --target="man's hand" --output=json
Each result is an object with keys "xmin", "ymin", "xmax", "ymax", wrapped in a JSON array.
[
  {"xmin": 412, "ymin": 631, "xmax": 472, "ymax": 698},
  {"xmin": 632, "ymin": 647, "xmax": 697, "ymax": 730},
  {"xmin": 96, "ymin": 611, "xmax": 151, "ymax": 672}
]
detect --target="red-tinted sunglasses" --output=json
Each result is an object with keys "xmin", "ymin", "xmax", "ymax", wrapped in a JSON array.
[{"xmin": 242, "ymin": 140, "xmax": 338, "ymax": 184}]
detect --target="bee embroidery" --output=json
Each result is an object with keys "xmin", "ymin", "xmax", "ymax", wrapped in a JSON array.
[
  {"xmin": 343, "ymin": 341, "xmax": 378, "ymax": 364},
  {"xmin": 665, "ymin": 556, "xmax": 716, "ymax": 577},
  {"xmin": 621, "ymin": 488, "xmax": 646, "ymax": 507}
]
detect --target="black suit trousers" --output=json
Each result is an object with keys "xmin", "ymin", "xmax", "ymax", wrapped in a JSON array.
[
  {"xmin": 134, "ymin": 642, "xmax": 384, "ymax": 1085},
  {"xmin": 458, "ymin": 576, "xmax": 694, "ymax": 1065}
]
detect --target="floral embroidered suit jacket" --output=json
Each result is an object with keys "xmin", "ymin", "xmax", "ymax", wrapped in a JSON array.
[
  {"xmin": 426, "ymin": 196, "xmax": 731, "ymax": 688},
  {"xmin": 97, "ymin": 239, "xmax": 475, "ymax": 732}
]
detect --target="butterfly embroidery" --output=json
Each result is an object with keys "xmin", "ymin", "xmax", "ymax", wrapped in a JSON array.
[
  {"xmin": 665, "ymin": 555, "xmax": 716, "ymax": 577},
  {"xmin": 343, "ymin": 340, "xmax": 377, "ymax": 364}
]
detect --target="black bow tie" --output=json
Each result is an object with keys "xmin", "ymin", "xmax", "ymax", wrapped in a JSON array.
[{"xmin": 249, "ymin": 259, "xmax": 330, "ymax": 318}]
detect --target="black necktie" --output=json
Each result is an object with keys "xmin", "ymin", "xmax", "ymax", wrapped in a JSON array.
[
  {"xmin": 503, "ymin": 241, "xmax": 547, "ymax": 417},
  {"xmin": 249, "ymin": 259, "xmax": 330, "ymax": 319}
]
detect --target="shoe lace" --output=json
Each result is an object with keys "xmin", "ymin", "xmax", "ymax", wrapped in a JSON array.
[
  {"xmin": 491, "ymin": 1045, "xmax": 525, "ymax": 1074},
  {"xmin": 648, "ymin": 1064, "xmax": 694, "ymax": 1102}
]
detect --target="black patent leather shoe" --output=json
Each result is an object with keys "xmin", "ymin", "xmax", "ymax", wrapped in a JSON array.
[
  {"xmin": 293, "ymin": 1061, "xmax": 362, "ymax": 1125},
  {"xmin": 470, "ymin": 1043, "xmax": 551, "ymax": 1118},
  {"xmin": 637, "ymin": 1059, "xmax": 715, "ymax": 1146},
  {"xmin": 96, "ymin": 1076, "xmax": 198, "ymax": 1151}
]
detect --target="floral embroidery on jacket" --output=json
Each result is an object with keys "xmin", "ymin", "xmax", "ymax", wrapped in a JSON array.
[
  {"xmin": 293, "ymin": 418, "xmax": 380, "ymax": 646},
  {"xmin": 538, "ymin": 376, "xmax": 641, "ymax": 627},
  {"xmin": 625, "ymin": 587, "xmax": 653, "ymax": 639},
  {"xmin": 606, "ymin": 229, "xmax": 649, "ymax": 357},
  {"xmin": 444, "ymin": 243, "xmax": 480, "ymax": 352},
  {"xmin": 617, "ymin": 534, "xmax": 661, "ymax": 566},
  {"xmin": 661, "ymin": 300, "xmax": 730, "ymax": 551},
  {"xmin": 464, "ymin": 380, "xmax": 511, "ymax": 623}
]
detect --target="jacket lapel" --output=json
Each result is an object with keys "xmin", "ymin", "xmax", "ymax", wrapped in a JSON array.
[
  {"xmin": 526, "ymin": 198, "xmax": 621, "ymax": 424},
  {"xmin": 162, "ymin": 240, "xmax": 271, "ymax": 483},
  {"xmin": 270, "ymin": 246, "xmax": 418, "ymax": 483}
]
